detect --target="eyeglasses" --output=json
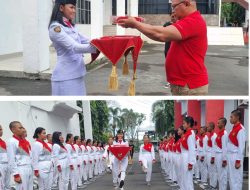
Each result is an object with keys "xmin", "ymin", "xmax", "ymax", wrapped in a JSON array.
[{"xmin": 171, "ymin": 1, "xmax": 185, "ymax": 10}]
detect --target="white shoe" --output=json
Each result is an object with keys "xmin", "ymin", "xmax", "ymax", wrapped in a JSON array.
[{"xmin": 147, "ymin": 182, "xmax": 151, "ymax": 186}]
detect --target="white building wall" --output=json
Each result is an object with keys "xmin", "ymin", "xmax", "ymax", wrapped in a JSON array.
[
  {"xmin": 0, "ymin": 0, "xmax": 23, "ymax": 55},
  {"xmin": 0, "ymin": 101, "xmax": 81, "ymax": 143}
]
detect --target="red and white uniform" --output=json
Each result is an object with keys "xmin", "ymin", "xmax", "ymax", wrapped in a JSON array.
[
  {"xmin": 180, "ymin": 128, "xmax": 196, "ymax": 190},
  {"xmin": 65, "ymin": 143, "xmax": 78, "ymax": 190},
  {"xmin": 0, "ymin": 138, "xmax": 10, "ymax": 190},
  {"xmin": 32, "ymin": 140, "xmax": 53, "ymax": 190},
  {"xmin": 52, "ymin": 144, "xmax": 69, "ymax": 190},
  {"xmin": 112, "ymin": 140, "xmax": 129, "ymax": 184},
  {"xmin": 206, "ymin": 131, "xmax": 217, "ymax": 188},
  {"xmin": 214, "ymin": 129, "xmax": 228, "ymax": 190},
  {"xmin": 227, "ymin": 122, "xmax": 246, "ymax": 190},
  {"xmin": 7, "ymin": 135, "xmax": 33, "ymax": 190},
  {"xmin": 139, "ymin": 143, "xmax": 155, "ymax": 182}
]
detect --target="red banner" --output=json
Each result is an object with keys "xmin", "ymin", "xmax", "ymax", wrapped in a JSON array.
[{"xmin": 109, "ymin": 146, "xmax": 130, "ymax": 161}]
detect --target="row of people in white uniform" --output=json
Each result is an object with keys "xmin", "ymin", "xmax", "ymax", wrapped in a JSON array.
[
  {"xmin": 0, "ymin": 121, "xmax": 107, "ymax": 190},
  {"xmin": 159, "ymin": 110, "xmax": 246, "ymax": 190}
]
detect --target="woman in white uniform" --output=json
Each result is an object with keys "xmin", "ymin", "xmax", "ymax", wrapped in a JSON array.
[
  {"xmin": 112, "ymin": 130, "xmax": 129, "ymax": 190},
  {"xmin": 73, "ymin": 136, "xmax": 84, "ymax": 187},
  {"xmin": 86, "ymin": 139, "xmax": 95, "ymax": 182},
  {"xmin": 138, "ymin": 135, "xmax": 156, "ymax": 186},
  {"xmin": 65, "ymin": 134, "xmax": 78, "ymax": 190},
  {"xmin": 180, "ymin": 116, "xmax": 196, "ymax": 190},
  {"xmin": 48, "ymin": 0, "xmax": 97, "ymax": 95},
  {"xmin": 32, "ymin": 127, "xmax": 53, "ymax": 190},
  {"xmin": 81, "ymin": 139, "xmax": 90, "ymax": 185},
  {"xmin": 52, "ymin": 131, "xmax": 70, "ymax": 190}
]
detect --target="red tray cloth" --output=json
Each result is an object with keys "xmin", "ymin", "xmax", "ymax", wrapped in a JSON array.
[
  {"xmin": 90, "ymin": 35, "xmax": 143, "ymax": 96},
  {"xmin": 108, "ymin": 145, "xmax": 130, "ymax": 161}
]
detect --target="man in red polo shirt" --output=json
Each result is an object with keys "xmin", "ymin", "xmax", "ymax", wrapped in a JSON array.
[{"xmin": 118, "ymin": 0, "xmax": 209, "ymax": 95}]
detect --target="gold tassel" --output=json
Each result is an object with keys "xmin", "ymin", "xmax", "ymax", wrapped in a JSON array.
[
  {"xmin": 128, "ymin": 74, "xmax": 136, "ymax": 96},
  {"xmin": 109, "ymin": 65, "xmax": 119, "ymax": 90},
  {"xmin": 122, "ymin": 56, "xmax": 129, "ymax": 75}
]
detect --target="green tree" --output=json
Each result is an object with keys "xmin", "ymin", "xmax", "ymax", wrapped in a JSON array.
[
  {"xmin": 221, "ymin": 3, "xmax": 245, "ymax": 26},
  {"xmin": 120, "ymin": 108, "xmax": 146, "ymax": 140},
  {"xmin": 151, "ymin": 100, "xmax": 174, "ymax": 138},
  {"xmin": 90, "ymin": 100, "xmax": 110, "ymax": 142}
]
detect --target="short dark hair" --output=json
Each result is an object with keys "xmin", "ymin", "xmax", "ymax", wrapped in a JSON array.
[
  {"xmin": 33, "ymin": 127, "xmax": 45, "ymax": 139},
  {"xmin": 74, "ymin": 136, "xmax": 80, "ymax": 143},
  {"xmin": 66, "ymin": 133, "xmax": 73, "ymax": 143},
  {"xmin": 231, "ymin": 109, "xmax": 242, "ymax": 121},
  {"xmin": 183, "ymin": 116, "xmax": 194, "ymax": 127},
  {"xmin": 86, "ymin": 139, "xmax": 92, "ymax": 146},
  {"xmin": 9, "ymin": 121, "xmax": 21, "ymax": 131},
  {"xmin": 52, "ymin": 131, "xmax": 63, "ymax": 146},
  {"xmin": 208, "ymin": 122, "xmax": 215, "ymax": 129},
  {"xmin": 218, "ymin": 117, "xmax": 227, "ymax": 126}
]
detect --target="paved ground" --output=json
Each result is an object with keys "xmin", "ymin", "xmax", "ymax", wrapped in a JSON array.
[
  {"xmin": 73, "ymin": 153, "xmax": 249, "ymax": 190},
  {"xmin": 0, "ymin": 44, "xmax": 248, "ymax": 96}
]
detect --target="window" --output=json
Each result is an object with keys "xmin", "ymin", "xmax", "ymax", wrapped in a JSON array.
[
  {"xmin": 75, "ymin": 0, "xmax": 91, "ymax": 24},
  {"xmin": 138, "ymin": 0, "xmax": 219, "ymax": 14},
  {"xmin": 112, "ymin": 0, "xmax": 128, "ymax": 15}
]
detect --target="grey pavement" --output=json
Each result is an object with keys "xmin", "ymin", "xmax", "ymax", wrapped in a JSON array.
[
  {"xmin": 75, "ymin": 152, "xmax": 249, "ymax": 190},
  {"xmin": 0, "ymin": 44, "xmax": 248, "ymax": 96}
]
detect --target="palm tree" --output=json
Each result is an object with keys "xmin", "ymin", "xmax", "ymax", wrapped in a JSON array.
[
  {"xmin": 108, "ymin": 107, "xmax": 121, "ymax": 136},
  {"xmin": 152, "ymin": 100, "xmax": 174, "ymax": 138}
]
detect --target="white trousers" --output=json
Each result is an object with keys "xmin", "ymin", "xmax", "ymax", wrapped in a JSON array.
[
  {"xmin": 141, "ymin": 158, "xmax": 153, "ymax": 182},
  {"xmin": 193, "ymin": 154, "xmax": 199, "ymax": 179},
  {"xmin": 113, "ymin": 157, "xmax": 128, "ymax": 182},
  {"xmin": 206, "ymin": 152, "xmax": 217, "ymax": 187},
  {"xmin": 175, "ymin": 153, "xmax": 183, "ymax": 188},
  {"xmin": 15, "ymin": 165, "xmax": 33, "ymax": 190},
  {"xmin": 0, "ymin": 163, "xmax": 11, "ymax": 190},
  {"xmin": 52, "ymin": 164, "xmax": 58, "ymax": 187},
  {"xmin": 82, "ymin": 160, "xmax": 89, "ymax": 181},
  {"xmin": 199, "ymin": 155, "xmax": 208, "ymax": 183},
  {"xmin": 37, "ymin": 171, "xmax": 53, "ymax": 190},
  {"xmin": 180, "ymin": 152, "xmax": 194, "ymax": 190},
  {"xmin": 88, "ymin": 160, "xmax": 94, "ymax": 179},
  {"xmin": 58, "ymin": 159, "xmax": 70, "ymax": 190},
  {"xmin": 227, "ymin": 152, "xmax": 243, "ymax": 190},
  {"xmin": 69, "ymin": 160, "xmax": 78, "ymax": 190},
  {"xmin": 215, "ymin": 153, "xmax": 227, "ymax": 190}
]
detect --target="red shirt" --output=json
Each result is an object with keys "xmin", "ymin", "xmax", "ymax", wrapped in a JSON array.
[{"xmin": 166, "ymin": 11, "xmax": 208, "ymax": 89}]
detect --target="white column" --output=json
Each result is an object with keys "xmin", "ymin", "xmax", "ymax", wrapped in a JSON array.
[
  {"xmin": 104, "ymin": 0, "xmax": 112, "ymax": 25},
  {"xmin": 82, "ymin": 101, "xmax": 93, "ymax": 140},
  {"xmin": 91, "ymin": 0, "xmax": 104, "ymax": 39},
  {"xmin": 116, "ymin": 0, "xmax": 126, "ymax": 35},
  {"xmin": 218, "ymin": 0, "xmax": 222, "ymax": 27},
  {"xmin": 245, "ymin": 10, "xmax": 249, "ymax": 28},
  {"xmin": 129, "ymin": 0, "xmax": 138, "ymax": 17},
  {"xmin": 21, "ymin": 0, "xmax": 51, "ymax": 73}
]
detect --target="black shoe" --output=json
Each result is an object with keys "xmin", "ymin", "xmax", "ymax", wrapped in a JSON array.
[{"xmin": 119, "ymin": 180, "xmax": 124, "ymax": 188}]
